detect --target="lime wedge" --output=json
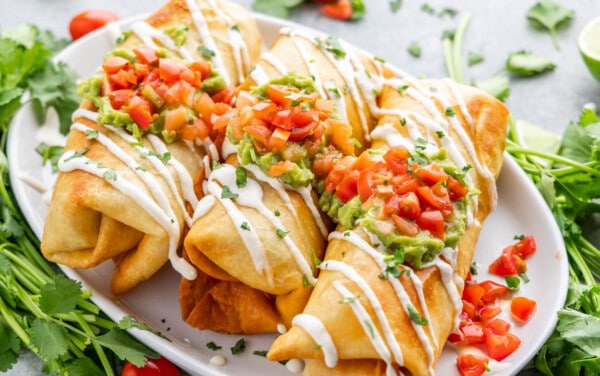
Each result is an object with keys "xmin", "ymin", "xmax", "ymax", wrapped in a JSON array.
[
  {"xmin": 516, "ymin": 120, "xmax": 561, "ymax": 167},
  {"xmin": 579, "ymin": 17, "xmax": 600, "ymax": 82}
]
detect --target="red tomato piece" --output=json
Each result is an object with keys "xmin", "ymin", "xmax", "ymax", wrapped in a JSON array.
[
  {"xmin": 396, "ymin": 192, "xmax": 422, "ymax": 220},
  {"xmin": 189, "ymin": 61, "xmax": 211, "ymax": 81},
  {"xmin": 456, "ymin": 353, "xmax": 489, "ymax": 376},
  {"xmin": 415, "ymin": 163, "xmax": 447, "ymax": 185},
  {"xmin": 488, "ymin": 252, "xmax": 519, "ymax": 277},
  {"xmin": 69, "ymin": 9, "xmax": 119, "ymax": 40},
  {"xmin": 510, "ymin": 296, "xmax": 537, "ymax": 323},
  {"xmin": 479, "ymin": 280, "xmax": 511, "ymax": 305},
  {"xmin": 484, "ymin": 330, "xmax": 521, "ymax": 361},
  {"xmin": 133, "ymin": 46, "xmax": 159, "ymax": 66},
  {"xmin": 121, "ymin": 357, "xmax": 180, "ymax": 376},
  {"xmin": 506, "ymin": 236, "xmax": 537, "ymax": 258},
  {"xmin": 109, "ymin": 89, "xmax": 133, "ymax": 110},
  {"xmin": 158, "ymin": 58, "xmax": 186, "ymax": 84},
  {"xmin": 415, "ymin": 210, "xmax": 445, "ymax": 239},
  {"xmin": 478, "ymin": 305, "xmax": 502, "ymax": 322},
  {"xmin": 383, "ymin": 146, "xmax": 410, "ymax": 175},
  {"xmin": 271, "ymin": 109, "xmax": 294, "ymax": 130},
  {"xmin": 266, "ymin": 84, "xmax": 294, "ymax": 107},
  {"xmin": 447, "ymin": 176, "xmax": 469, "ymax": 200},
  {"xmin": 321, "ymin": 0, "xmax": 353, "ymax": 20},
  {"xmin": 391, "ymin": 214, "xmax": 419, "ymax": 236},
  {"xmin": 126, "ymin": 96, "xmax": 153, "ymax": 129},
  {"xmin": 462, "ymin": 282, "xmax": 486, "ymax": 307},
  {"xmin": 391, "ymin": 174, "xmax": 420, "ymax": 195},
  {"xmin": 335, "ymin": 169, "xmax": 360, "ymax": 203},
  {"xmin": 244, "ymin": 125, "xmax": 272, "ymax": 145},
  {"xmin": 267, "ymin": 127, "xmax": 291, "ymax": 151},
  {"xmin": 461, "ymin": 321, "xmax": 485, "ymax": 345},
  {"xmin": 289, "ymin": 120, "xmax": 319, "ymax": 142},
  {"xmin": 102, "ymin": 56, "xmax": 130, "ymax": 74}
]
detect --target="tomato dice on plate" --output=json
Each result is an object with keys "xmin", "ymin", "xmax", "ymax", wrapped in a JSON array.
[{"xmin": 121, "ymin": 357, "xmax": 180, "ymax": 376}]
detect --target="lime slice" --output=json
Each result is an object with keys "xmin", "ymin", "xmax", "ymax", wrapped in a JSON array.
[
  {"xmin": 579, "ymin": 16, "xmax": 600, "ymax": 82},
  {"xmin": 516, "ymin": 120, "xmax": 561, "ymax": 167}
]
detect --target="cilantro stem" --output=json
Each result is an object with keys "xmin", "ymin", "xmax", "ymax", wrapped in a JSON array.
[
  {"xmin": 506, "ymin": 145, "xmax": 600, "ymax": 175},
  {"xmin": 0, "ymin": 296, "xmax": 30, "ymax": 345},
  {"xmin": 452, "ymin": 13, "xmax": 471, "ymax": 84},
  {"xmin": 443, "ymin": 38, "xmax": 455, "ymax": 83},
  {"xmin": 73, "ymin": 311, "xmax": 115, "ymax": 376}
]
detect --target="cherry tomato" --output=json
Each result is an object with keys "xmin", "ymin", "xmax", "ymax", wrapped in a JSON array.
[
  {"xmin": 69, "ymin": 9, "xmax": 119, "ymax": 40},
  {"xmin": 321, "ymin": 0, "xmax": 353, "ymax": 20},
  {"xmin": 456, "ymin": 353, "xmax": 489, "ymax": 376},
  {"xmin": 510, "ymin": 296, "xmax": 537, "ymax": 323},
  {"xmin": 122, "ymin": 357, "xmax": 180, "ymax": 376}
]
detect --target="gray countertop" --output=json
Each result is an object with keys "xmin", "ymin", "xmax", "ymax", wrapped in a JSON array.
[{"xmin": 1, "ymin": 0, "xmax": 599, "ymax": 375}]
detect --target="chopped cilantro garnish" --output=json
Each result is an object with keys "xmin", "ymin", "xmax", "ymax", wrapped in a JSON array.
[
  {"xmin": 206, "ymin": 341, "xmax": 222, "ymax": 351},
  {"xmin": 505, "ymin": 275, "xmax": 521, "ymax": 291},
  {"xmin": 230, "ymin": 338, "xmax": 246, "ymax": 355},
  {"xmin": 407, "ymin": 304, "xmax": 428, "ymax": 325},
  {"xmin": 235, "ymin": 166, "xmax": 247, "ymax": 188},
  {"xmin": 221, "ymin": 185, "xmax": 239, "ymax": 199},
  {"xmin": 339, "ymin": 295, "xmax": 360, "ymax": 304},
  {"xmin": 445, "ymin": 107, "xmax": 456, "ymax": 117},
  {"xmin": 276, "ymin": 228, "xmax": 288, "ymax": 238},
  {"xmin": 198, "ymin": 45, "xmax": 216, "ymax": 58},
  {"xmin": 241, "ymin": 222, "xmax": 250, "ymax": 231}
]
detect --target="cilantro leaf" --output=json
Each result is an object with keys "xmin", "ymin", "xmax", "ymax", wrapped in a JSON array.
[
  {"xmin": 235, "ymin": 166, "xmax": 248, "ymax": 188},
  {"xmin": 407, "ymin": 304, "xmax": 428, "ymax": 325},
  {"xmin": 556, "ymin": 309, "xmax": 600, "ymax": 357},
  {"xmin": 221, "ymin": 185, "xmax": 239, "ymax": 199},
  {"xmin": 64, "ymin": 358, "xmax": 105, "ymax": 376},
  {"xmin": 96, "ymin": 328, "xmax": 158, "ymax": 367},
  {"xmin": 252, "ymin": 0, "xmax": 302, "ymax": 19},
  {"xmin": 29, "ymin": 319, "xmax": 69, "ymax": 361},
  {"xmin": 527, "ymin": 0, "xmax": 574, "ymax": 50},
  {"xmin": 27, "ymin": 60, "xmax": 79, "ymax": 135},
  {"xmin": 231, "ymin": 338, "xmax": 246, "ymax": 355},
  {"xmin": 506, "ymin": 51, "xmax": 556, "ymax": 76},
  {"xmin": 407, "ymin": 41, "xmax": 421, "ymax": 58},
  {"xmin": 467, "ymin": 51, "xmax": 484, "ymax": 66},
  {"xmin": 0, "ymin": 322, "xmax": 20, "ymax": 372},
  {"xmin": 389, "ymin": 0, "xmax": 402, "ymax": 13},
  {"xmin": 39, "ymin": 275, "xmax": 82, "ymax": 315}
]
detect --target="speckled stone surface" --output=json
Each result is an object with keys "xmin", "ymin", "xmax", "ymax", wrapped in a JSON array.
[{"xmin": 1, "ymin": 1, "xmax": 599, "ymax": 374}]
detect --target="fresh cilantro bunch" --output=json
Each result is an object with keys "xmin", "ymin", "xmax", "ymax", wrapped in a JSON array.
[
  {"xmin": 507, "ymin": 110, "xmax": 600, "ymax": 374},
  {"xmin": 0, "ymin": 25, "xmax": 159, "ymax": 375}
]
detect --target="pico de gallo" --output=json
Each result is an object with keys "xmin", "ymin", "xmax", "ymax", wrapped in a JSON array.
[
  {"xmin": 313, "ymin": 142, "xmax": 471, "ymax": 269},
  {"xmin": 452, "ymin": 236, "xmax": 538, "ymax": 376},
  {"xmin": 227, "ymin": 72, "xmax": 354, "ymax": 187},
  {"xmin": 77, "ymin": 44, "xmax": 232, "ymax": 144}
]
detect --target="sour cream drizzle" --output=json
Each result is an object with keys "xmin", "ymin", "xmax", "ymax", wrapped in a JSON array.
[
  {"xmin": 203, "ymin": 164, "xmax": 316, "ymax": 286},
  {"xmin": 131, "ymin": 21, "xmax": 194, "ymax": 61},
  {"xmin": 329, "ymin": 230, "xmax": 437, "ymax": 372},
  {"xmin": 332, "ymin": 281, "xmax": 396, "ymax": 376},
  {"xmin": 321, "ymin": 259, "xmax": 404, "ymax": 366},
  {"xmin": 292, "ymin": 314, "xmax": 338, "ymax": 368}
]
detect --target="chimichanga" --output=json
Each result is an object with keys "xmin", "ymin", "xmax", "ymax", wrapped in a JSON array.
[
  {"xmin": 267, "ymin": 78, "xmax": 509, "ymax": 375},
  {"xmin": 41, "ymin": 0, "xmax": 262, "ymax": 295},
  {"xmin": 180, "ymin": 72, "xmax": 357, "ymax": 333}
]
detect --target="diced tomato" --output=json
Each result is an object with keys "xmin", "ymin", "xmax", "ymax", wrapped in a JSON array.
[
  {"xmin": 456, "ymin": 353, "xmax": 489, "ymax": 376},
  {"xmin": 460, "ymin": 322, "xmax": 485, "ymax": 345},
  {"xmin": 100, "ymin": 76, "xmax": 112, "ymax": 96},
  {"xmin": 327, "ymin": 118, "xmax": 355, "ymax": 155},
  {"xmin": 488, "ymin": 252, "xmax": 519, "ymax": 276},
  {"xmin": 69, "ymin": 9, "xmax": 119, "ymax": 41},
  {"xmin": 267, "ymin": 128, "xmax": 291, "ymax": 151},
  {"xmin": 271, "ymin": 109, "xmax": 294, "ymax": 130},
  {"xmin": 178, "ymin": 67, "xmax": 197, "ymax": 86},
  {"xmin": 396, "ymin": 192, "xmax": 421, "ymax": 220},
  {"xmin": 335, "ymin": 169, "xmax": 360, "ymax": 203},
  {"xmin": 102, "ymin": 56, "xmax": 130, "ymax": 74},
  {"xmin": 133, "ymin": 46, "xmax": 158, "ymax": 66},
  {"xmin": 391, "ymin": 214, "xmax": 419, "ymax": 236},
  {"xmin": 244, "ymin": 125, "xmax": 271, "ymax": 145},
  {"xmin": 292, "ymin": 110, "xmax": 318, "ymax": 127},
  {"xmin": 357, "ymin": 169, "xmax": 377, "ymax": 202},
  {"xmin": 447, "ymin": 176, "xmax": 469, "ymax": 200},
  {"xmin": 109, "ymin": 89, "xmax": 133, "ymax": 110},
  {"xmin": 506, "ymin": 236, "xmax": 537, "ymax": 258},
  {"xmin": 289, "ymin": 120, "xmax": 319, "ymax": 142},
  {"xmin": 416, "ymin": 186, "xmax": 452, "ymax": 211},
  {"xmin": 415, "ymin": 163, "xmax": 447, "ymax": 185},
  {"xmin": 235, "ymin": 91, "xmax": 259, "ymax": 109},
  {"xmin": 181, "ymin": 118, "xmax": 210, "ymax": 141},
  {"xmin": 484, "ymin": 318, "xmax": 511, "ymax": 336},
  {"xmin": 479, "ymin": 280, "xmax": 511, "ymax": 305},
  {"xmin": 462, "ymin": 282, "xmax": 486, "ymax": 307},
  {"xmin": 416, "ymin": 210, "xmax": 445, "ymax": 239},
  {"xmin": 189, "ymin": 61, "xmax": 211, "ymax": 81},
  {"xmin": 158, "ymin": 58, "xmax": 186, "ymax": 84},
  {"xmin": 312, "ymin": 149, "xmax": 343, "ymax": 178},
  {"xmin": 132, "ymin": 63, "xmax": 150, "ymax": 80},
  {"xmin": 109, "ymin": 69, "xmax": 137, "ymax": 89},
  {"xmin": 251, "ymin": 101, "xmax": 277, "ymax": 122},
  {"xmin": 461, "ymin": 300, "xmax": 479, "ymax": 321},
  {"xmin": 194, "ymin": 93, "xmax": 215, "ymax": 122},
  {"xmin": 478, "ymin": 306, "xmax": 502, "ymax": 322},
  {"xmin": 121, "ymin": 357, "xmax": 180, "ymax": 376},
  {"xmin": 321, "ymin": 0, "xmax": 353, "ymax": 20},
  {"xmin": 484, "ymin": 330, "xmax": 521, "ymax": 361},
  {"xmin": 383, "ymin": 147, "xmax": 409, "ymax": 175},
  {"xmin": 510, "ymin": 296, "xmax": 537, "ymax": 323},
  {"xmin": 126, "ymin": 96, "xmax": 153, "ymax": 129},
  {"xmin": 212, "ymin": 86, "xmax": 236, "ymax": 105},
  {"xmin": 267, "ymin": 84, "xmax": 294, "ymax": 107},
  {"xmin": 351, "ymin": 150, "xmax": 375, "ymax": 171},
  {"xmin": 391, "ymin": 174, "xmax": 420, "ymax": 195},
  {"xmin": 164, "ymin": 107, "xmax": 188, "ymax": 132},
  {"xmin": 268, "ymin": 160, "xmax": 295, "ymax": 177}
]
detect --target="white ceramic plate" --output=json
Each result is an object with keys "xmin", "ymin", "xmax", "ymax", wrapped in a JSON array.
[{"xmin": 7, "ymin": 13, "xmax": 568, "ymax": 376}]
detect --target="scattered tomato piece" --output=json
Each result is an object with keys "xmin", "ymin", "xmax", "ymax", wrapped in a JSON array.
[
  {"xmin": 510, "ymin": 296, "xmax": 537, "ymax": 323},
  {"xmin": 456, "ymin": 353, "xmax": 489, "ymax": 376},
  {"xmin": 121, "ymin": 357, "xmax": 180, "ymax": 376}
]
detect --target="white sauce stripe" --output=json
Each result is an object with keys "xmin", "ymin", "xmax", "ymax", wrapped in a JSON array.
[{"xmin": 292, "ymin": 313, "xmax": 338, "ymax": 368}]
